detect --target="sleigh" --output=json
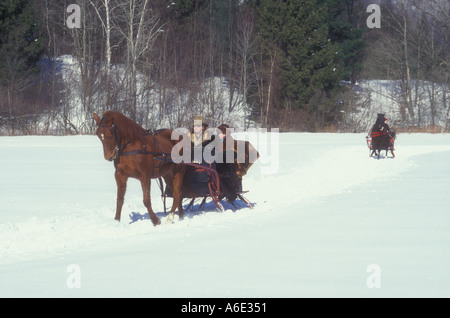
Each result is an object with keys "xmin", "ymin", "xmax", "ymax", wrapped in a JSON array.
[
  {"xmin": 157, "ymin": 162, "xmax": 254, "ymax": 213},
  {"xmin": 366, "ymin": 130, "xmax": 396, "ymax": 159}
]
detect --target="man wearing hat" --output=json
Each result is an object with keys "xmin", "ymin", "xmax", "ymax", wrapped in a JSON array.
[
  {"xmin": 188, "ymin": 116, "xmax": 214, "ymax": 193},
  {"xmin": 191, "ymin": 115, "xmax": 209, "ymax": 148}
]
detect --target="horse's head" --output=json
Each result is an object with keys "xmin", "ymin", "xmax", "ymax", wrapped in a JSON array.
[
  {"xmin": 371, "ymin": 113, "xmax": 385, "ymax": 132},
  {"xmin": 94, "ymin": 112, "xmax": 119, "ymax": 161},
  {"xmin": 376, "ymin": 113, "xmax": 385, "ymax": 125}
]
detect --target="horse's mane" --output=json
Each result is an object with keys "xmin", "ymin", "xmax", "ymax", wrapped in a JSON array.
[{"xmin": 102, "ymin": 111, "xmax": 147, "ymax": 143}]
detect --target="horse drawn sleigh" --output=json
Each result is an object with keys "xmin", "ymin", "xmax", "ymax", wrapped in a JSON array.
[
  {"xmin": 93, "ymin": 111, "xmax": 257, "ymax": 225},
  {"xmin": 157, "ymin": 160, "xmax": 254, "ymax": 214},
  {"xmin": 366, "ymin": 113, "xmax": 396, "ymax": 159}
]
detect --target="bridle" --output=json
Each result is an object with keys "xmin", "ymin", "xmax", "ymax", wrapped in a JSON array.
[{"xmin": 97, "ymin": 117, "xmax": 121, "ymax": 161}]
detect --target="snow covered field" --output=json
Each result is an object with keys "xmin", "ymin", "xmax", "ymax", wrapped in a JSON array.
[{"xmin": 1, "ymin": 133, "xmax": 450, "ymax": 298}]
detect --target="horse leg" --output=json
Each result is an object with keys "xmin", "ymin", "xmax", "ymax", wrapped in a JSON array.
[
  {"xmin": 141, "ymin": 177, "xmax": 161, "ymax": 226},
  {"xmin": 199, "ymin": 197, "xmax": 207, "ymax": 210},
  {"xmin": 166, "ymin": 169, "xmax": 185, "ymax": 223},
  {"xmin": 114, "ymin": 171, "xmax": 128, "ymax": 222},
  {"xmin": 178, "ymin": 198, "xmax": 184, "ymax": 220},
  {"xmin": 156, "ymin": 177, "xmax": 167, "ymax": 214}
]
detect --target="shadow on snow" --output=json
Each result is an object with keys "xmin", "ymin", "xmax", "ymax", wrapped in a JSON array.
[{"xmin": 128, "ymin": 198, "xmax": 254, "ymax": 225}]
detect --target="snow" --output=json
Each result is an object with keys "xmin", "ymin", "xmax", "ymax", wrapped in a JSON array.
[{"xmin": 1, "ymin": 133, "xmax": 450, "ymax": 297}]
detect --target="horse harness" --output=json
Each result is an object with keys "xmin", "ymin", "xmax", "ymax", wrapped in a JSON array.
[
  {"xmin": 371, "ymin": 128, "xmax": 394, "ymax": 139},
  {"xmin": 370, "ymin": 131, "xmax": 388, "ymax": 138},
  {"xmin": 98, "ymin": 117, "xmax": 171, "ymax": 166}
]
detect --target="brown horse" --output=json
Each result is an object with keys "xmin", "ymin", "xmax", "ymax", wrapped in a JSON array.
[{"xmin": 93, "ymin": 111, "xmax": 186, "ymax": 225}]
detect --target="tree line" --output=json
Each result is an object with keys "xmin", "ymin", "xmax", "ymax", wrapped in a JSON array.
[{"xmin": 0, "ymin": 0, "xmax": 449, "ymax": 135}]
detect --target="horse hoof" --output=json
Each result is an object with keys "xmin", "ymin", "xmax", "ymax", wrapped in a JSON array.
[
  {"xmin": 166, "ymin": 215, "xmax": 174, "ymax": 224},
  {"xmin": 152, "ymin": 217, "xmax": 161, "ymax": 226}
]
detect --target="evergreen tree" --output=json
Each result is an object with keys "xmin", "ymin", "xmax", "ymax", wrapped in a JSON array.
[
  {"xmin": 258, "ymin": 0, "xmax": 342, "ymax": 111},
  {"xmin": 0, "ymin": 0, "xmax": 44, "ymax": 89},
  {"xmin": 324, "ymin": 0, "xmax": 366, "ymax": 83}
]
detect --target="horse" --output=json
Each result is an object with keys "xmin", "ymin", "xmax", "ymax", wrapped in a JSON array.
[
  {"xmin": 369, "ymin": 113, "xmax": 396, "ymax": 158},
  {"xmin": 93, "ymin": 111, "xmax": 186, "ymax": 225}
]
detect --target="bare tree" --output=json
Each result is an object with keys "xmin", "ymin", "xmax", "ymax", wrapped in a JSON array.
[
  {"xmin": 113, "ymin": 0, "xmax": 163, "ymax": 121},
  {"xmin": 235, "ymin": 5, "xmax": 258, "ymax": 129},
  {"xmin": 383, "ymin": 1, "xmax": 415, "ymax": 122},
  {"xmin": 89, "ymin": 0, "xmax": 114, "ymax": 109},
  {"xmin": 412, "ymin": 0, "xmax": 450, "ymax": 128},
  {"xmin": 66, "ymin": 0, "xmax": 105, "ymax": 133}
]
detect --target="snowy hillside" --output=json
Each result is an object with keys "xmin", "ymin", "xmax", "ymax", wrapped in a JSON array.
[
  {"xmin": 38, "ymin": 55, "xmax": 248, "ymax": 135},
  {"xmin": 1, "ymin": 133, "xmax": 450, "ymax": 297},
  {"xmin": 35, "ymin": 55, "xmax": 449, "ymax": 136}
]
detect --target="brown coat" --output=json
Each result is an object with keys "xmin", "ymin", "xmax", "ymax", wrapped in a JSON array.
[{"xmin": 217, "ymin": 135, "xmax": 259, "ymax": 178}]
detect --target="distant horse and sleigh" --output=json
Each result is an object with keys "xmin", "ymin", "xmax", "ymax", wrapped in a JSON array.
[
  {"xmin": 93, "ymin": 111, "xmax": 259, "ymax": 225},
  {"xmin": 366, "ymin": 113, "xmax": 396, "ymax": 159}
]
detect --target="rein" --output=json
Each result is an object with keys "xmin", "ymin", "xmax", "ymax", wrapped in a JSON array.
[
  {"xmin": 371, "ymin": 131, "xmax": 387, "ymax": 137},
  {"xmin": 119, "ymin": 137, "xmax": 170, "ymax": 160},
  {"xmin": 99, "ymin": 117, "xmax": 172, "ymax": 164}
]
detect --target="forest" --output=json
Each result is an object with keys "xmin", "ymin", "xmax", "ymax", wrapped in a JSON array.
[{"xmin": 0, "ymin": 0, "xmax": 449, "ymax": 134}]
